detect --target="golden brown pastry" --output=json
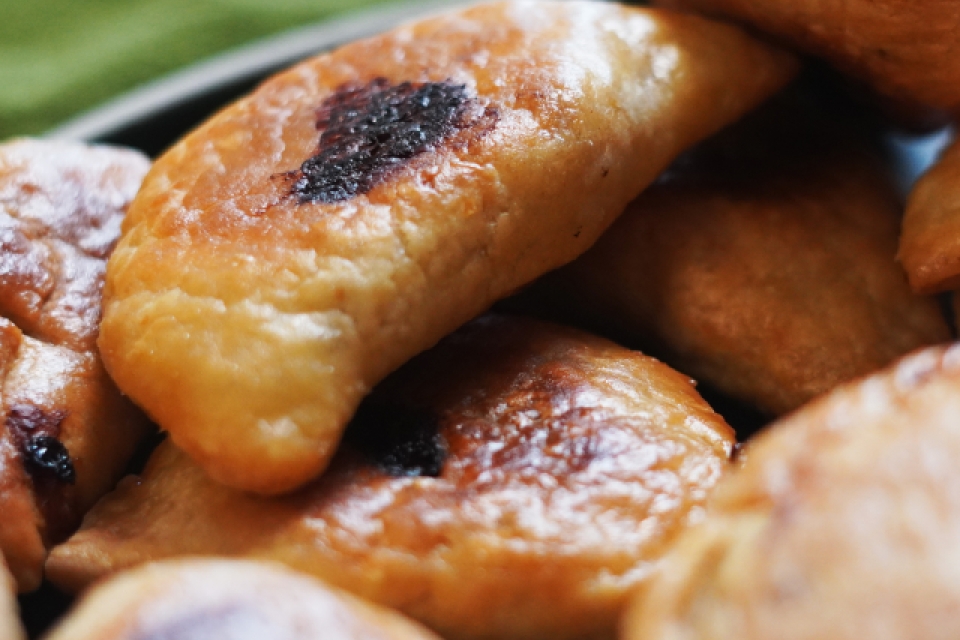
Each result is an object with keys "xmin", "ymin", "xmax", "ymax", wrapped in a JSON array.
[
  {"xmin": 623, "ymin": 342, "xmax": 960, "ymax": 640},
  {"xmin": 49, "ymin": 315, "xmax": 734, "ymax": 640},
  {"xmin": 0, "ymin": 555, "xmax": 23, "ymax": 640},
  {"xmin": 518, "ymin": 86, "xmax": 949, "ymax": 417},
  {"xmin": 98, "ymin": 0, "xmax": 796, "ymax": 495},
  {"xmin": 43, "ymin": 559, "xmax": 439, "ymax": 640},
  {"xmin": 654, "ymin": 0, "xmax": 960, "ymax": 116},
  {"xmin": 0, "ymin": 138, "xmax": 152, "ymax": 592},
  {"xmin": 899, "ymin": 135, "xmax": 960, "ymax": 293}
]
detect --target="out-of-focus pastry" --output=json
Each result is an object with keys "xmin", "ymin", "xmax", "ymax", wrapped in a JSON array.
[
  {"xmin": 899, "ymin": 136, "xmax": 960, "ymax": 294},
  {"xmin": 49, "ymin": 315, "xmax": 734, "ymax": 640},
  {"xmin": 653, "ymin": 0, "xmax": 960, "ymax": 117},
  {"xmin": 0, "ymin": 139, "xmax": 152, "ymax": 592},
  {"xmin": 98, "ymin": 0, "xmax": 796, "ymax": 495},
  {"xmin": 624, "ymin": 342, "xmax": 960, "ymax": 640},
  {"xmin": 0, "ymin": 555, "xmax": 24, "ymax": 640},
  {"xmin": 517, "ymin": 86, "xmax": 949, "ymax": 417},
  {"xmin": 44, "ymin": 559, "xmax": 439, "ymax": 640}
]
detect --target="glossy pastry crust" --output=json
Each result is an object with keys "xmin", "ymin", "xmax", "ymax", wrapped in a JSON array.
[
  {"xmin": 98, "ymin": 0, "xmax": 796, "ymax": 494},
  {"xmin": 519, "ymin": 87, "xmax": 949, "ymax": 416},
  {"xmin": 624, "ymin": 343, "xmax": 960, "ymax": 640},
  {"xmin": 49, "ymin": 315, "xmax": 734, "ymax": 640},
  {"xmin": 0, "ymin": 139, "xmax": 152, "ymax": 592},
  {"xmin": 899, "ymin": 136, "xmax": 960, "ymax": 294},
  {"xmin": 654, "ymin": 0, "xmax": 960, "ymax": 115},
  {"xmin": 44, "ymin": 559, "xmax": 440, "ymax": 640}
]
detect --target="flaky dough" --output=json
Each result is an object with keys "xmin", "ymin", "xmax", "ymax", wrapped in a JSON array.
[{"xmin": 98, "ymin": 0, "xmax": 795, "ymax": 494}]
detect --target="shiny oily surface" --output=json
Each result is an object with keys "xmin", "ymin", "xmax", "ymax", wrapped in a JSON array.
[
  {"xmin": 520, "ymin": 86, "xmax": 950, "ymax": 417},
  {"xmin": 625, "ymin": 343, "xmax": 960, "ymax": 640},
  {"xmin": 48, "ymin": 316, "xmax": 734, "ymax": 640},
  {"xmin": 0, "ymin": 556, "xmax": 24, "ymax": 640},
  {"xmin": 899, "ymin": 136, "xmax": 960, "ymax": 294},
  {"xmin": 97, "ymin": 0, "xmax": 796, "ymax": 494},
  {"xmin": 655, "ymin": 0, "xmax": 960, "ymax": 116},
  {"xmin": 0, "ymin": 139, "xmax": 152, "ymax": 592},
  {"xmin": 44, "ymin": 559, "xmax": 439, "ymax": 640}
]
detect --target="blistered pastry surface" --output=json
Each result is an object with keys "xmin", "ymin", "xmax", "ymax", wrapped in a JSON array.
[{"xmin": 50, "ymin": 316, "xmax": 734, "ymax": 640}]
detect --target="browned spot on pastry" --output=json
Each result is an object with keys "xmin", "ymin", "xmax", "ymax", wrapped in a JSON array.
[
  {"xmin": 6, "ymin": 404, "xmax": 66, "ymax": 439},
  {"xmin": 289, "ymin": 78, "xmax": 495, "ymax": 203}
]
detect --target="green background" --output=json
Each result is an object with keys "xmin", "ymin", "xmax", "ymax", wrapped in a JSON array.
[{"xmin": 0, "ymin": 0, "xmax": 399, "ymax": 139}]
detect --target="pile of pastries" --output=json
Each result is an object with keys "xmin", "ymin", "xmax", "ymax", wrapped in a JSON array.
[{"xmin": 3, "ymin": 1, "xmax": 960, "ymax": 638}]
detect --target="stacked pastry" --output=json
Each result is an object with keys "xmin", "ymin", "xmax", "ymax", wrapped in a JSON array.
[
  {"xmin": 653, "ymin": 0, "xmax": 960, "ymax": 125},
  {"xmin": 624, "ymin": 345, "xmax": 960, "ymax": 640},
  {"xmin": 0, "ymin": 139, "xmax": 153, "ymax": 594},
  {"xmin": 8, "ymin": 0, "xmax": 960, "ymax": 639},
  {"xmin": 48, "ymin": 315, "xmax": 737, "ymax": 640},
  {"xmin": 3, "ymin": 1, "xmax": 797, "ymax": 637},
  {"xmin": 514, "ymin": 80, "xmax": 950, "ymax": 418},
  {"xmin": 94, "ymin": 0, "xmax": 796, "ymax": 496}
]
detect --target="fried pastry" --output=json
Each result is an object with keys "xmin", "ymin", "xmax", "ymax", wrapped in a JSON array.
[
  {"xmin": 44, "ymin": 559, "xmax": 438, "ymax": 640},
  {"xmin": 98, "ymin": 0, "xmax": 796, "ymax": 494},
  {"xmin": 49, "ymin": 315, "xmax": 734, "ymax": 640},
  {"xmin": 0, "ymin": 138, "xmax": 152, "ymax": 592},
  {"xmin": 899, "ymin": 136, "xmax": 960, "ymax": 293},
  {"xmin": 654, "ymin": 0, "xmax": 960, "ymax": 116},
  {"xmin": 624, "ymin": 342, "xmax": 960, "ymax": 640},
  {"xmin": 517, "ymin": 87, "xmax": 949, "ymax": 417},
  {"xmin": 0, "ymin": 556, "xmax": 23, "ymax": 640}
]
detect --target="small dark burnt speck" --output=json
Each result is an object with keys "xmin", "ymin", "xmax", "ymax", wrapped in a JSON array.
[
  {"xmin": 344, "ymin": 401, "xmax": 447, "ymax": 477},
  {"xmin": 6, "ymin": 403, "xmax": 75, "ymax": 484},
  {"xmin": 290, "ymin": 78, "xmax": 484, "ymax": 204},
  {"xmin": 24, "ymin": 436, "xmax": 75, "ymax": 484}
]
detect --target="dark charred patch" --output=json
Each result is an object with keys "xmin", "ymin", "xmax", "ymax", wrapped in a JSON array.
[
  {"xmin": 6, "ymin": 403, "xmax": 75, "ymax": 484},
  {"xmin": 23, "ymin": 436, "xmax": 75, "ymax": 484},
  {"xmin": 288, "ymin": 78, "xmax": 493, "ymax": 203},
  {"xmin": 344, "ymin": 401, "xmax": 447, "ymax": 477}
]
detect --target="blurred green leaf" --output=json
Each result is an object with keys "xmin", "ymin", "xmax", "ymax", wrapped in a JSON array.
[{"xmin": 0, "ymin": 0, "xmax": 393, "ymax": 138}]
